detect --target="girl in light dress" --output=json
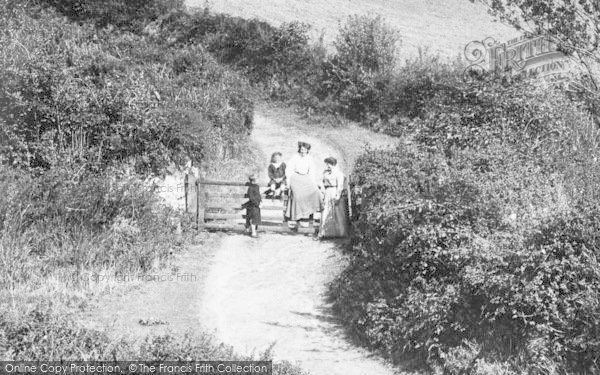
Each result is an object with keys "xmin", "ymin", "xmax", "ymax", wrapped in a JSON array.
[{"xmin": 316, "ymin": 157, "xmax": 349, "ymax": 238}]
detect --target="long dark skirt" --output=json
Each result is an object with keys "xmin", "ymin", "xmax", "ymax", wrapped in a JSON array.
[{"xmin": 319, "ymin": 187, "xmax": 349, "ymax": 238}]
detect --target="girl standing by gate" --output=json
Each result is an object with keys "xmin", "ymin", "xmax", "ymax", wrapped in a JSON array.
[{"xmin": 316, "ymin": 157, "xmax": 349, "ymax": 238}]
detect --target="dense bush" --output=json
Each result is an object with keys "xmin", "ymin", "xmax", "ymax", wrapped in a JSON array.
[
  {"xmin": 0, "ymin": 0, "xmax": 256, "ymax": 323},
  {"xmin": 158, "ymin": 9, "xmax": 446, "ymax": 125},
  {"xmin": 334, "ymin": 15, "xmax": 399, "ymax": 75},
  {"xmin": 0, "ymin": 0, "xmax": 305, "ymax": 369},
  {"xmin": 413, "ymin": 79, "xmax": 595, "ymax": 158},
  {"xmin": 150, "ymin": 6, "xmax": 471, "ymax": 133},
  {"xmin": 332, "ymin": 79, "xmax": 600, "ymax": 374},
  {"xmin": 41, "ymin": 0, "xmax": 184, "ymax": 32},
  {"xmin": 0, "ymin": 1, "xmax": 259, "ymax": 304},
  {"xmin": 315, "ymin": 15, "xmax": 398, "ymax": 120},
  {"xmin": 164, "ymin": 10, "xmax": 466, "ymax": 132},
  {"xmin": 0, "ymin": 2, "xmax": 253, "ymax": 173},
  {"xmin": 160, "ymin": 10, "xmax": 317, "ymax": 86}
]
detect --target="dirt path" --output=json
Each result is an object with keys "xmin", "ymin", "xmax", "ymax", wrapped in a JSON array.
[
  {"xmin": 78, "ymin": 232, "xmax": 214, "ymax": 340},
  {"xmin": 198, "ymin": 104, "xmax": 401, "ymax": 374},
  {"xmin": 80, "ymin": 104, "xmax": 400, "ymax": 374},
  {"xmin": 249, "ymin": 104, "xmax": 398, "ymax": 174},
  {"xmin": 201, "ymin": 234, "xmax": 397, "ymax": 374}
]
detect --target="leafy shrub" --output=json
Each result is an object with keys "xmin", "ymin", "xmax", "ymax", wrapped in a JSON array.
[
  {"xmin": 155, "ymin": 8, "xmax": 469, "ymax": 132},
  {"xmin": 42, "ymin": 0, "xmax": 184, "ymax": 32},
  {"xmin": 158, "ymin": 9, "xmax": 421, "ymax": 123},
  {"xmin": 0, "ymin": 2, "xmax": 307, "ymax": 371},
  {"xmin": 334, "ymin": 15, "xmax": 399, "ymax": 75},
  {"xmin": 332, "ymin": 80, "xmax": 600, "ymax": 374},
  {"xmin": 413, "ymin": 78, "xmax": 597, "ymax": 160},
  {"xmin": 0, "ymin": 3, "xmax": 253, "ymax": 174},
  {"xmin": 307, "ymin": 15, "xmax": 399, "ymax": 121},
  {"xmin": 370, "ymin": 53, "xmax": 463, "ymax": 128},
  {"xmin": 0, "ymin": 0, "xmax": 253, "ymax": 298},
  {"xmin": 161, "ymin": 10, "xmax": 317, "ymax": 88}
]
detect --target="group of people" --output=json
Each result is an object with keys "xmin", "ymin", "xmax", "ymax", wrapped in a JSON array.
[{"xmin": 243, "ymin": 141, "xmax": 349, "ymax": 239}]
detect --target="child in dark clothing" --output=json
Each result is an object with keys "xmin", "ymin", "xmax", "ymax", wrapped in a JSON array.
[
  {"xmin": 267, "ymin": 152, "xmax": 286, "ymax": 199},
  {"xmin": 242, "ymin": 174, "xmax": 262, "ymax": 237}
]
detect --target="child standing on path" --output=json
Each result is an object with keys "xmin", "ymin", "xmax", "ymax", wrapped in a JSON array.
[{"xmin": 242, "ymin": 174, "xmax": 262, "ymax": 237}]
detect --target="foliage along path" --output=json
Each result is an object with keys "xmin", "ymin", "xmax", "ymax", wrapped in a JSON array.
[
  {"xmin": 80, "ymin": 104, "xmax": 400, "ymax": 374},
  {"xmin": 198, "ymin": 104, "xmax": 401, "ymax": 375}
]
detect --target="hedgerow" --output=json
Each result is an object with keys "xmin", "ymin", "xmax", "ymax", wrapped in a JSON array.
[
  {"xmin": 155, "ymin": 9, "xmax": 438, "ymax": 127},
  {"xmin": 332, "ymin": 79, "xmax": 600, "ymax": 374},
  {"xmin": 40, "ymin": 0, "xmax": 185, "ymax": 32},
  {"xmin": 0, "ymin": 0, "xmax": 260, "ymax": 364},
  {"xmin": 0, "ymin": 1, "xmax": 253, "ymax": 173}
]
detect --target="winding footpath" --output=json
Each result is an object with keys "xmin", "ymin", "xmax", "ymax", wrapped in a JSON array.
[
  {"xmin": 82, "ymin": 105, "xmax": 400, "ymax": 374},
  {"xmin": 198, "ymin": 105, "xmax": 399, "ymax": 375}
]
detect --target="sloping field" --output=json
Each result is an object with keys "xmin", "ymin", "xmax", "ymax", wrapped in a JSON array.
[{"xmin": 188, "ymin": 0, "xmax": 520, "ymax": 59}]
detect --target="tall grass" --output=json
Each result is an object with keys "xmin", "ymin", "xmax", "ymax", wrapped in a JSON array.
[{"xmin": 0, "ymin": 2, "xmax": 307, "ymax": 372}]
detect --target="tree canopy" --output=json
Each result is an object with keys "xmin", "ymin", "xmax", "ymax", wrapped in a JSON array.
[{"xmin": 474, "ymin": 0, "xmax": 600, "ymax": 91}]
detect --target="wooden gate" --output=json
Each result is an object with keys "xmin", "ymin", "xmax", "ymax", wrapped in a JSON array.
[{"xmin": 185, "ymin": 174, "xmax": 353, "ymax": 235}]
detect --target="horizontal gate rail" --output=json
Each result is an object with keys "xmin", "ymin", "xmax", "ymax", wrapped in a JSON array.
[
  {"xmin": 200, "ymin": 179, "xmax": 248, "ymax": 186},
  {"xmin": 202, "ymin": 222, "xmax": 319, "ymax": 234},
  {"xmin": 184, "ymin": 175, "xmax": 349, "ymax": 235},
  {"xmin": 205, "ymin": 204, "xmax": 286, "ymax": 213},
  {"xmin": 204, "ymin": 193, "xmax": 248, "ymax": 200}
]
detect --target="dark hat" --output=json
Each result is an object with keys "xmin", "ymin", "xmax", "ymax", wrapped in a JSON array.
[
  {"xmin": 298, "ymin": 141, "xmax": 311, "ymax": 150},
  {"xmin": 248, "ymin": 173, "xmax": 257, "ymax": 181},
  {"xmin": 324, "ymin": 157, "xmax": 337, "ymax": 166}
]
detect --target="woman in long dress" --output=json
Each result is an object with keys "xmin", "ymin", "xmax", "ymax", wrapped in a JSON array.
[
  {"xmin": 285, "ymin": 141, "xmax": 322, "ymax": 228},
  {"xmin": 317, "ymin": 157, "xmax": 349, "ymax": 238}
]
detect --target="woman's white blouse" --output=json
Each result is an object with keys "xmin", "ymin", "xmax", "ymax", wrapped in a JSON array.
[
  {"xmin": 322, "ymin": 167, "xmax": 345, "ymax": 197},
  {"xmin": 287, "ymin": 154, "xmax": 318, "ymax": 184}
]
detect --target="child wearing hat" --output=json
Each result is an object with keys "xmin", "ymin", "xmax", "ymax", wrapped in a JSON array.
[{"xmin": 242, "ymin": 173, "xmax": 262, "ymax": 237}]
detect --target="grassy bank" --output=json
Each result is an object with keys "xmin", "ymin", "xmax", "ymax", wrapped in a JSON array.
[
  {"xmin": 0, "ymin": 1, "xmax": 298, "ymax": 372},
  {"xmin": 330, "ymin": 77, "xmax": 600, "ymax": 374}
]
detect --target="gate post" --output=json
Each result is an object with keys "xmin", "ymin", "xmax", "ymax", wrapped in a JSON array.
[
  {"xmin": 184, "ymin": 174, "xmax": 189, "ymax": 213},
  {"xmin": 196, "ymin": 177, "xmax": 205, "ymax": 229},
  {"xmin": 347, "ymin": 174, "xmax": 352, "ymax": 219}
]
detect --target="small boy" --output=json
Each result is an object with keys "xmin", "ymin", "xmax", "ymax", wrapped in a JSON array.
[
  {"xmin": 267, "ymin": 152, "xmax": 286, "ymax": 199},
  {"xmin": 242, "ymin": 174, "xmax": 262, "ymax": 237}
]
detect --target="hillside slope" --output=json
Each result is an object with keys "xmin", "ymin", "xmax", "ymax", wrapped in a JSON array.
[{"xmin": 189, "ymin": 0, "xmax": 519, "ymax": 59}]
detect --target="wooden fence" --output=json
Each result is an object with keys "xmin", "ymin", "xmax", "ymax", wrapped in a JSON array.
[{"xmin": 185, "ymin": 174, "xmax": 354, "ymax": 235}]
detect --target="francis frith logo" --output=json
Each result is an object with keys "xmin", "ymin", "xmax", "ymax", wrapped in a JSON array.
[{"xmin": 464, "ymin": 34, "xmax": 570, "ymax": 79}]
